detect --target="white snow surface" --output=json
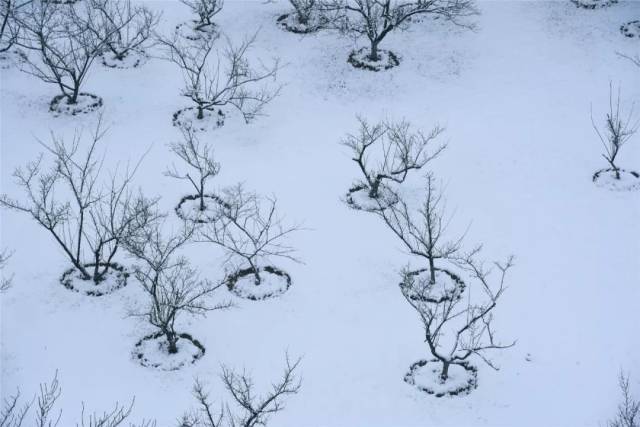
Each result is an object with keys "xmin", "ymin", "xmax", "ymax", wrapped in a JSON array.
[{"xmin": 2, "ymin": 1, "xmax": 640, "ymax": 426}]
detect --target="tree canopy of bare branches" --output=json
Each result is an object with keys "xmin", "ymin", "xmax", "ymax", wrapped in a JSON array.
[
  {"xmin": 180, "ymin": 0, "xmax": 223, "ymax": 31},
  {"xmin": 401, "ymin": 247, "xmax": 515, "ymax": 382},
  {"xmin": 157, "ymin": 29, "xmax": 280, "ymax": 123},
  {"xmin": 0, "ymin": 0, "xmax": 30, "ymax": 54},
  {"xmin": 181, "ymin": 355, "xmax": 301, "ymax": 427},
  {"xmin": 0, "ymin": 118, "xmax": 158, "ymax": 285},
  {"xmin": 343, "ymin": 116, "xmax": 446, "ymax": 200},
  {"xmin": 197, "ymin": 184, "xmax": 301, "ymax": 286},
  {"xmin": 591, "ymin": 83, "xmax": 638, "ymax": 179},
  {"xmin": 89, "ymin": 0, "xmax": 161, "ymax": 63},
  {"xmin": 126, "ymin": 219, "xmax": 232, "ymax": 354},
  {"xmin": 166, "ymin": 127, "xmax": 220, "ymax": 212},
  {"xmin": 376, "ymin": 174, "xmax": 463, "ymax": 284},
  {"xmin": 608, "ymin": 371, "xmax": 639, "ymax": 427},
  {"xmin": 15, "ymin": 1, "xmax": 125, "ymax": 104},
  {"xmin": 328, "ymin": 0, "xmax": 478, "ymax": 62}
]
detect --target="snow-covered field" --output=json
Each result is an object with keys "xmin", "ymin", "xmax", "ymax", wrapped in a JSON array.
[{"xmin": 2, "ymin": 1, "xmax": 640, "ymax": 426}]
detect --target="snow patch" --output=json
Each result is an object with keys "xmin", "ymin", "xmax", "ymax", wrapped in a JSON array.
[
  {"xmin": 175, "ymin": 194, "xmax": 228, "ymax": 223},
  {"xmin": 620, "ymin": 21, "xmax": 640, "ymax": 38},
  {"xmin": 227, "ymin": 266, "xmax": 292, "ymax": 300},
  {"xmin": 49, "ymin": 93, "xmax": 103, "ymax": 116},
  {"xmin": 345, "ymin": 184, "xmax": 399, "ymax": 212},
  {"xmin": 172, "ymin": 107, "xmax": 226, "ymax": 132},
  {"xmin": 570, "ymin": 0, "xmax": 618, "ymax": 9},
  {"xmin": 101, "ymin": 50, "xmax": 149, "ymax": 69},
  {"xmin": 347, "ymin": 47, "xmax": 400, "ymax": 71},
  {"xmin": 60, "ymin": 263, "xmax": 128, "ymax": 297},
  {"xmin": 401, "ymin": 268, "xmax": 465, "ymax": 304},
  {"xmin": 593, "ymin": 169, "xmax": 640, "ymax": 192},
  {"xmin": 276, "ymin": 13, "xmax": 325, "ymax": 34},
  {"xmin": 404, "ymin": 359, "xmax": 478, "ymax": 397},
  {"xmin": 133, "ymin": 332, "xmax": 205, "ymax": 371}
]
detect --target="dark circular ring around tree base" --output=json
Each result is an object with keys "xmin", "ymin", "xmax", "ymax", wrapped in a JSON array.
[
  {"xmin": 60, "ymin": 262, "xmax": 128, "ymax": 297},
  {"xmin": 133, "ymin": 331, "xmax": 205, "ymax": 370},
  {"xmin": 344, "ymin": 184, "xmax": 399, "ymax": 212},
  {"xmin": 49, "ymin": 93, "xmax": 103, "ymax": 116},
  {"xmin": 569, "ymin": 0, "xmax": 617, "ymax": 9},
  {"xmin": 347, "ymin": 47, "xmax": 400, "ymax": 71},
  {"xmin": 226, "ymin": 266, "xmax": 292, "ymax": 301},
  {"xmin": 404, "ymin": 359, "xmax": 478, "ymax": 397},
  {"xmin": 175, "ymin": 194, "xmax": 231, "ymax": 224},
  {"xmin": 400, "ymin": 268, "xmax": 466, "ymax": 304}
]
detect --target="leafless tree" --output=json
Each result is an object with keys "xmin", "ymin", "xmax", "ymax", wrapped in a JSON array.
[
  {"xmin": 180, "ymin": 0, "xmax": 223, "ymax": 32},
  {"xmin": 166, "ymin": 128, "xmax": 220, "ymax": 212},
  {"xmin": 89, "ymin": 0, "xmax": 161, "ymax": 63},
  {"xmin": 376, "ymin": 174, "xmax": 463, "ymax": 285},
  {"xmin": 126, "ymin": 219, "xmax": 232, "ymax": 354},
  {"xmin": 157, "ymin": 30, "xmax": 280, "ymax": 123},
  {"xmin": 0, "ymin": 372, "xmax": 152, "ymax": 427},
  {"xmin": 327, "ymin": 0, "xmax": 477, "ymax": 62},
  {"xmin": 198, "ymin": 184, "xmax": 301, "ymax": 286},
  {"xmin": 16, "ymin": 1, "xmax": 124, "ymax": 106},
  {"xmin": 591, "ymin": 83, "xmax": 638, "ymax": 180},
  {"xmin": 0, "ymin": 0, "xmax": 31, "ymax": 54},
  {"xmin": 0, "ymin": 118, "xmax": 158, "ymax": 285},
  {"xmin": 343, "ymin": 117, "xmax": 445, "ymax": 200},
  {"xmin": 180, "ymin": 355, "xmax": 301, "ymax": 427},
  {"xmin": 0, "ymin": 249, "xmax": 13, "ymax": 292},
  {"xmin": 288, "ymin": 0, "xmax": 320, "ymax": 25},
  {"xmin": 401, "ymin": 247, "xmax": 515, "ymax": 382},
  {"xmin": 608, "ymin": 371, "xmax": 640, "ymax": 427}
]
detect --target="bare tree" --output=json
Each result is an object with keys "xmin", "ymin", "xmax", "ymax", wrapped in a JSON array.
[
  {"xmin": 328, "ymin": 0, "xmax": 477, "ymax": 63},
  {"xmin": 157, "ymin": 30, "xmax": 280, "ymax": 123},
  {"xmin": 180, "ymin": 0, "xmax": 223, "ymax": 32},
  {"xmin": 126, "ymin": 219, "xmax": 232, "ymax": 354},
  {"xmin": 16, "ymin": 1, "xmax": 123, "ymax": 107},
  {"xmin": 0, "ymin": 119, "xmax": 158, "ymax": 286},
  {"xmin": 0, "ymin": 249, "xmax": 13, "ymax": 292},
  {"xmin": 343, "ymin": 117, "xmax": 445, "ymax": 200},
  {"xmin": 180, "ymin": 355, "xmax": 301, "ymax": 427},
  {"xmin": 165, "ymin": 127, "xmax": 220, "ymax": 212},
  {"xmin": 376, "ymin": 174, "xmax": 463, "ymax": 285},
  {"xmin": 401, "ymin": 247, "xmax": 515, "ymax": 382},
  {"xmin": 198, "ymin": 184, "xmax": 301, "ymax": 286},
  {"xmin": 0, "ymin": 0, "xmax": 31, "ymax": 55},
  {"xmin": 89, "ymin": 0, "xmax": 161, "ymax": 64},
  {"xmin": 609, "ymin": 371, "xmax": 639, "ymax": 427},
  {"xmin": 0, "ymin": 372, "xmax": 152, "ymax": 427},
  {"xmin": 591, "ymin": 83, "xmax": 638, "ymax": 180}
]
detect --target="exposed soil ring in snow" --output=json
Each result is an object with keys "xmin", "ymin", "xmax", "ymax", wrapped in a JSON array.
[
  {"xmin": 175, "ymin": 22, "xmax": 218, "ymax": 42},
  {"xmin": 345, "ymin": 184, "xmax": 399, "ymax": 212},
  {"xmin": 101, "ymin": 50, "xmax": 149, "ymax": 69},
  {"xmin": 50, "ymin": 93, "xmax": 103, "ymax": 116},
  {"xmin": 175, "ymin": 194, "xmax": 230, "ymax": 224},
  {"xmin": 43, "ymin": 0, "xmax": 78, "ymax": 3},
  {"xmin": 226, "ymin": 266, "xmax": 292, "ymax": 300},
  {"xmin": 173, "ymin": 107, "xmax": 226, "ymax": 132},
  {"xmin": 620, "ymin": 21, "xmax": 640, "ymax": 38},
  {"xmin": 347, "ymin": 48, "xmax": 400, "ymax": 71},
  {"xmin": 276, "ymin": 13, "xmax": 322, "ymax": 34},
  {"xmin": 60, "ymin": 263, "xmax": 129, "ymax": 297},
  {"xmin": 592, "ymin": 168, "xmax": 640, "ymax": 191},
  {"xmin": 401, "ymin": 268, "xmax": 465, "ymax": 304},
  {"xmin": 569, "ymin": 0, "xmax": 618, "ymax": 9},
  {"xmin": 133, "ymin": 332, "xmax": 205, "ymax": 371},
  {"xmin": 404, "ymin": 359, "xmax": 478, "ymax": 397}
]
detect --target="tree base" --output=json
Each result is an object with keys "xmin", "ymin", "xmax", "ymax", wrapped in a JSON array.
[
  {"xmin": 276, "ymin": 13, "xmax": 326, "ymax": 34},
  {"xmin": 347, "ymin": 47, "xmax": 400, "ymax": 71},
  {"xmin": 592, "ymin": 168, "xmax": 640, "ymax": 192},
  {"xmin": 49, "ymin": 93, "xmax": 103, "ymax": 116},
  {"xmin": 60, "ymin": 262, "xmax": 129, "ymax": 297},
  {"xmin": 404, "ymin": 359, "xmax": 478, "ymax": 397},
  {"xmin": 101, "ymin": 49, "xmax": 148, "ymax": 69},
  {"xmin": 172, "ymin": 107, "xmax": 226, "ymax": 132},
  {"xmin": 344, "ymin": 184, "xmax": 399, "ymax": 212},
  {"xmin": 400, "ymin": 268, "xmax": 465, "ymax": 304},
  {"xmin": 175, "ymin": 22, "xmax": 219, "ymax": 42},
  {"xmin": 620, "ymin": 21, "xmax": 640, "ymax": 38},
  {"xmin": 175, "ymin": 194, "xmax": 230, "ymax": 224},
  {"xmin": 226, "ymin": 266, "xmax": 292, "ymax": 301},
  {"xmin": 570, "ymin": 0, "xmax": 617, "ymax": 9},
  {"xmin": 133, "ymin": 331, "xmax": 205, "ymax": 371}
]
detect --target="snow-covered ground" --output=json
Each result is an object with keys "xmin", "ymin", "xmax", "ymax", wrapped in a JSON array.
[{"xmin": 2, "ymin": 1, "xmax": 640, "ymax": 426}]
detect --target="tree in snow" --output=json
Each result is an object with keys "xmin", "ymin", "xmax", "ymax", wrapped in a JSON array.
[
  {"xmin": 126, "ymin": 219, "xmax": 232, "ymax": 357},
  {"xmin": 591, "ymin": 83, "xmax": 638, "ymax": 182},
  {"xmin": 608, "ymin": 371, "xmax": 639, "ymax": 427},
  {"xmin": 15, "ymin": 1, "xmax": 126, "ymax": 113},
  {"xmin": 165, "ymin": 127, "xmax": 224, "ymax": 221},
  {"xmin": 157, "ymin": 29, "xmax": 280, "ymax": 129},
  {"xmin": 343, "ymin": 116, "xmax": 445, "ymax": 210},
  {"xmin": 0, "ymin": 0, "xmax": 29, "ymax": 58},
  {"xmin": 198, "ymin": 184, "xmax": 301, "ymax": 299},
  {"xmin": 0, "ymin": 249, "xmax": 13, "ymax": 292},
  {"xmin": 0, "ymin": 372, "xmax": 153, "ymax": 427},
  {"xmin": 327, "ymin": 0, "xmax": 477, "ymax": 69},
  {"xmin": 401, "ymin": 247, "xmax": 515, "ymax": 395},
  {"xmin": 180, "ymin": 0, "xmax": 223, "ymax": 33},
  {"xmin": 0, "ymin": 118, "xmax": 159, "ymax": 293},
  {"xmin": 376, "ymin": 173, "xmax": 463, "ymax": 287},
  {"xmin": 277, "ymin": 0, "xmax": 329, "ymax": 33},
  {"xmin": 89, "ymin": 0, "xmax": 161, "ymax": 68},
  {"xmin": 180, "ymin": 355, "xmax": 301, "ymax": 427}
]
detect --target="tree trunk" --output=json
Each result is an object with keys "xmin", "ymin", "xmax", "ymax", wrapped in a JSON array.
[
  {"xmin": 368, "ymin": 176, "xmax": 381, "ymax": 199},
  {"xmin": 197, "ymin": 106, "xmax": 204, "ymax": 120},
  {"xmin": 428, "ymin": 256, "xmax": 436, "ymax": 285},
  {"xmin": 199, "ymin": 181, "xmax": 206, "ymax": 211},
  {"xmin": 368, "ymin": 40, "xmax": 380, "ymax": 62},
  {"xmin": 69, "ymin": 86, "xmax": 80, "ymax": 104},
  {"xmin": 166, "ymin": 331, "xmax": 178, "ymax": 354},
  {"xmin": 440, "ymin": 361, "xmax": 450, "ymax": 382}
]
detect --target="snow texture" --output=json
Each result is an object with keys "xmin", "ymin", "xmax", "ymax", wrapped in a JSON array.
[
  {"xmin": 344, "ymin": 184, "xmax": 399, "ymax": 211},
  {"xmin": 133, "ymin": 332, "xmax": 205, "ymax": 371},
  {"xmin": 593, "ymin": 169, "xmax": 640, "ymax": 191},
  {"xmin": 620, "ymin": 20, "xmax": 640, "ymax": 38},
  {"xmin": 60, "ymin": 264, "xmax": 128, "ymax": 297},
  {"xmin": 227, "ymin": 266, "xmax": 292, "ymax": 300},
  {"xmin": 404, "ymin": 360, "xmax": 478, "ymax": 397},
  {"xmin": 172, "ymin": 107, "xmax": 226, "ymax": 131},
  {"xmin": 175, "ymin": 22, "xmax": 219, "ymax": 42},
  {"xmin": 347, "ymin": 47, "xmax": 400, "ymax": 71},
  {"xmin": 49, "ymin": 93, "xmax": 103, "ymax": 116},
  {"xmin": 402, "ymin": 268, "xmax": 465, "ymax": 304},
  {"xmin": 570, "ymin": 0, "xmax": 618, "ymax": 9},
  {"xmin": 101, "ymin": 50, "xmax": 149, "ymax": 69},
  {"xmin": 276, "ymin": 13, "xmax": 325, "ymax": 34},
  {"xmin": 175, "ymin": 194, "xmax": 227, "ymax": 223}
]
